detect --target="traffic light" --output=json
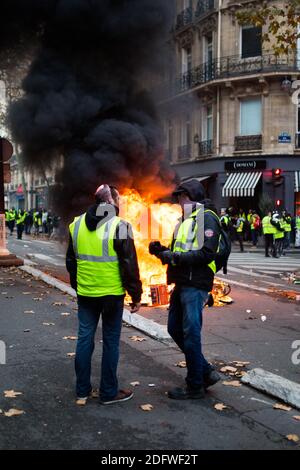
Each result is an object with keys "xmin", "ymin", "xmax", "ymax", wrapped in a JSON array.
[
  {"xmin": 272, "ymin": 168, "xmax": 284, "ymax": 186},
  {"xmin": 276, "ymin": 199, "xmax": 283, "ymax": 207}
]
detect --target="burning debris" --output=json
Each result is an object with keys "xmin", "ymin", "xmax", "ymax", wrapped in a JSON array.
[
  {"xmin": 122, "ymin": 190, "xmax": 233, "ymax": 308},
  {"xmin": 0, "ymin": 0, "xmax": 175, "ymax": 220}
]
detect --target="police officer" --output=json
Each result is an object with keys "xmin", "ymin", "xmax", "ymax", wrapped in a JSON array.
[
  {"xmin": 262, "ymin": 211, "xmax": 276, "ymax": 257},
  {"xmin": 66, "ymin": 184, "xmax": 142, "ymax": 406},
  {"xmin": 149, "ymin": 179, "xmax": 221, "ymax": 400},
  {"xmin": 282, "ymin": 210, "xmax": 292, "ymax": 251}
]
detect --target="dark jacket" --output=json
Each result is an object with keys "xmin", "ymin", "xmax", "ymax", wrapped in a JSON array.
[
  {"xmin": 66, "ymin": 204, "xmax": 142, "ymax": 303},
  {"xmin": 167, "ymin": 180, "xmax": 221, "ymax": 292}
]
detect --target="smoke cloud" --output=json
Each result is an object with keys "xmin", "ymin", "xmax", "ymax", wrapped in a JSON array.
[{"xmin": 0, "ymin": 0, "xmax": 175, "ymax": 220}]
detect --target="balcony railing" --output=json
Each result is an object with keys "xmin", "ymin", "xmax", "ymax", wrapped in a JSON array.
[
  {"xmin": 178, "ymin": 145, "xmax": 192, "ymax": 161},
  {"xmin": 157, "ymin": 53, "xmax": 300, "ymax": 100},
  {"xmin": 295, "ymin": 133, "xmax": 300, "ymax": 149},
  {"xmin": 175, "ymin": 7, "xmax": 193, "ymax": 31},
  {"xmin": 235, "ymin": 135, "xmax": 262, "ymax": 152},
  {"xmin": 195, "ymin": 0, "xmax": 215, "ymax": 19},
  {"xmin": 199, "ymin": 140, "xmax": 214, "ymax": 156}
]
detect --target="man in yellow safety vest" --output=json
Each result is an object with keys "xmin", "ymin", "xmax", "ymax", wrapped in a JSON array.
[
  {"xmin": 262, "ymin": 211, "xmax": 276, "ymax": 257},
  {"xmin": 149, "ymin": 179, "xmax": 221, "ymax": 400},
  {"xmin": 66, "ymin": 184, "xmax": 142, "ymax": 406}
]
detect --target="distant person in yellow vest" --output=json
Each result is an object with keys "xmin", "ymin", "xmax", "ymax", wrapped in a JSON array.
[
  {"xmin": 234, "ymin": 215, "xmax": 245, "ymax": 253},
  {"xmin": 271, "ymin": 211, "xmax": 285, "ymax": 258},
  {"xmin": 16, "ymin": 209, "xmax": 27, "ymax": 240},
  {"xmin": 295, "ymin": 211, "xmax": 300, "ymax": 248},
  {"xmin": 282, "ymin": 210, "xmax": 292, "ymax": 251},
  {"xmin": 8, "ymin": 207, "xmax": 16, "ymax": 235},
  {"xmin": 250, "ymin": 212, "xmax": 261, "ymax": 247},
  {"xmin": 66, "ymin": 184, "xmax": 142, "ymax": 406},
  {"xmin": 262, "ymin": 211, "xmax": 276, "ymax": 258}
]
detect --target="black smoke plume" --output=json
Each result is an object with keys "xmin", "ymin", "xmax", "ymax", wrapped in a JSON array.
[{"xmin": 0, "ymin": 0, "xmax": 175, "ymax": 220}]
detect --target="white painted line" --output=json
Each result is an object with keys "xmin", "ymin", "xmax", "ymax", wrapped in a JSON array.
[
  {"xmin": 242, "ymin": 368, "xmax": 300, "ymax": 410},
  {"xmin": 218, "ymin": 277, "xmax": 271, "ymax": 294},
  {"xmin": 19, "ymin": 265, "xmax": 171, "ymax": 342}
]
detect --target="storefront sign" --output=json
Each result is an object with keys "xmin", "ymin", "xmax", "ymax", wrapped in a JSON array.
[
  {"xmin": 225, "ymin": 160, "xmax": 266, "ymax": 171},
  {"xmin": 278, "ymin": 132, "xmax": 291, "ymax": 144}
]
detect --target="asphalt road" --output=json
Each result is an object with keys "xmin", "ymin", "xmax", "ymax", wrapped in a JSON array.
[{"xmin": 0, "ymin": 267, "xmax": 300, "ymax": 450}]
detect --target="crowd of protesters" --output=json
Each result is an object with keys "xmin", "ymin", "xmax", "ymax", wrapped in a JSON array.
[
  {"xmin": 220, "ymin": 207, "xmax": 299, "ymax": 257},
  {"xmin": 5, "ymin": 207, "xmax": 60, "ymax": 240}
]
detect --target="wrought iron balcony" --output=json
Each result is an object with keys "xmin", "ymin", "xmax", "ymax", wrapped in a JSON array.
[
  {"xmin": 295, "ymin": 133, "xmax": 300, "ymax": 149},
  {"xmin": 199, "ymin": 139, "xmax": 214, "ymax": 157},
  {"xmin": 178, "ymin": 145, "xmax": 192, "ymax": 161},
  {"xmin": 175, "ymin": 7, "xmax": 193, "ymax": 32},
  {"xmin": 157, "ymin": 53, "xmax": 300, "ymax": 100},
  {"xmin": 195, "ymin": 0, "xmax": 215, "ymax": 19},
  {"xmin": 235, "ymin": 135, "xmax": 262, "ymax": 152}
]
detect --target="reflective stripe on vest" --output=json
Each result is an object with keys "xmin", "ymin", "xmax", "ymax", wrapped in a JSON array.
[{"xmin": 172, "ymin": 209, "xmax": 219, "ymax": 274}]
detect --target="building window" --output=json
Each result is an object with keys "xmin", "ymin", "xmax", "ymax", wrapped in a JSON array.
[
  {"xmin": 240, "ymin": 98, "xmax": 262, "ymax": 136},
  {"xmin": 202, "ymin": 105, "xmax": 213, "ymax": 141},
  {"xmin": 178, "ymin": 114, "xmax": 192, "ymax": 161},
  {"xmin": 165, "ymin": 120, "xmax": 173, "ymax": 161},
  {"xmin": 241, "ymin": 25, "xmax": 262, "ymax": 59},
  {"xmin": 181, "ymin": 46, "xmax": 192, "ymax": 90}
]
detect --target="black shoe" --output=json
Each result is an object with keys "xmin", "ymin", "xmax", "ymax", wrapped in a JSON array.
[
  {"xmin": 265, "ymin": 254, "xmax": 270, "ymax": 258},
  {"xmin": 203, "ymin": 370, "xmax": 221, "ymax": 389},
  {"xmin": 167, "ymin": 386, "xmax": 205, "ymax": 400}
]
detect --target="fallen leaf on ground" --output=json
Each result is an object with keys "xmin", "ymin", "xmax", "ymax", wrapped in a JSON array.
[
  {"xmin": 286, "ymin": 434, "xmax": 299, "ymax": 442},
  {"xmin": 4, "ymin": 408, "xmax": 25, "ymax": 417},
  {"xmin": 231, "ymin": 361, "xmax": 250, "ymax": 367},
  {"xmin": 273, "ymin": 403, "xmax": 292, "ymax": 411},
  {"xmin": 4, "ymin": 390, "xmax": 23, "ymax": 398},
  {"xmin": 129, "ymin": 336, "xmax": 146, "ymax": 342},
  {"xmin": 175, "ymin": 361, "xmax": 187, "ymax": 368},
  {"xmin": 22, "ymin": 292, "xmax": 31, "ymax": 295},
  {"xmin": 140, "ymin": 404, "xmax": 153, "ymax": 412},
  {"xmin": 33, "ymin": 297, "xmax": 42, "ymax": 301},
  {"xmin": 24, "ymin": 310, "xmax": 35, "ymax": 314},
  {"xmin": 148, "ymin": 384, "xmax": 156, "ymax": 387},
  {"xmin": 76, "ymin": 398, "xmax": 87, "ymax": 406},
  {"xmin": 235, "ymin": 371, "xmax": 247, "ymax": 378},
  {"xmin": 90, "ymin": 389, "xmax": 99, "ymax": 398},
  {"xmin": 130, "ymin": 381, "xmax": 140, "ymax": 387},
  {"xmin": 293, "ymin": 416, "xmax": 300, "ymax": 421},
  {"xmin": 23, "ymin": 329, "xmax": 30, "ymax": 333},
  {"xmin": 61, "ymin": 312, "xmax": 71, "ymax": 316},
  {"xmin": 214, "ymin": 403, "xmax": 229, "ymax": 411},
  {"xmin": 220, "ymin": 366, "xmax": 238, "ymax": 373},
  {"xmin": 63, "ymin": 336, "xmax": 78, "ymax": 341},
  {"xmin": 53, "ymin": 302, "xmax": 68, "ymax": 306},
  {"xmin": 43, "ymin": 322, "xmax": 55, "ymax": 326},
  {"xmin": 222, "ymin": 380, "xmax": 242, "ymax": 388},
  {"xmin": 67, "ymin": 353, "xmax": 76, "ymax": 358}
]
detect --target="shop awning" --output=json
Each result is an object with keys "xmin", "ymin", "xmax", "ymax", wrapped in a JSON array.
[
  {"xmin": 222, "ymin": 172, "xmax": 262, "ymax": 198},
  {"xmin": 295, "ymin": 171, "xmax": 300, "ymax": 192}
]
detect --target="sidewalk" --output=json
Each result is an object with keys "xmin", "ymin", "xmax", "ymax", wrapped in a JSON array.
[{"xmin": 0, "ymin": 267, "xmax": 299, "ymax": 449}]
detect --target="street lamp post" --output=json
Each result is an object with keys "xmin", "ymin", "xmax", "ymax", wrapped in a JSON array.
[{"xmin": 0, "ymin": 137, "xmax": 23, "ymax": 266}]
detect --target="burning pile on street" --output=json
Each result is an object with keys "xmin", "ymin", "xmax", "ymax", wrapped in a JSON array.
[{"xmin": 121, "ymin": 190, "xmax": 233, "ymax": 307}]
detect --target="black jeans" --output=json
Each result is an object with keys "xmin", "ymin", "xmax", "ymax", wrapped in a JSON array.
[
  {"xmin": 237, "ymin": 233, "xmax": 244, "ymax": 252},
  {"xmin": 75, "ymin": 295, "xmax": 125, "ymax": 400},
  {"xmin": 17, "ymin": 224, "xmax": 24, "ymax": 240},
  {"xmin": 264, "ymin": 234, "xmax": 274, "ymax": 256}
]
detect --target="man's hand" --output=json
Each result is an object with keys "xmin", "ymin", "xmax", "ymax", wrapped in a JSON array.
[
  {"xmin": 130, "ymin": 302, "xmax": 141, "ymax": 314},
  {"xmin": 158, "ymin": 250, "xmax": 177, "ymax": 266},
  {"xmin": 149, "ymin": 241, "xmax": 163, "ymax": 256}
]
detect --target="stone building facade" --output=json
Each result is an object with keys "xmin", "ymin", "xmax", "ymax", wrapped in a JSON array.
[{"xmin": 159, "ymin": 0, "xmax": 300, "ymax": 215}]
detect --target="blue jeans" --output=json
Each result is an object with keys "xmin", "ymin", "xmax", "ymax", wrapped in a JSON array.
[
  {"xmin": 168, "ymin": 287, "xmax": 212, "ymax": 389},
  {"xmin": 75, "ymin": 295, "xmax": 124, "ymax": 400}
]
